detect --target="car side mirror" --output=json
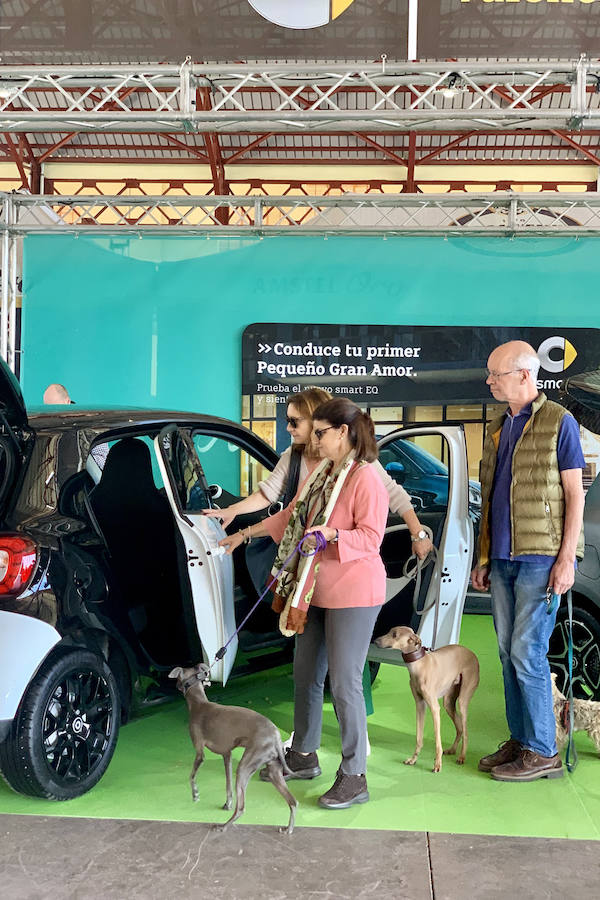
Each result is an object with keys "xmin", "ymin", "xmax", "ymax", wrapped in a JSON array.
[{"xmin": 385, "ymin": 461, "xmax": 406, "ymax": 485}]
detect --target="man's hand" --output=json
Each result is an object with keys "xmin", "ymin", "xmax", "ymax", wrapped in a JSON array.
[
  {"xmin": 548, "ymin": 556, "xmax": 575, "ymax": 597},
  {"xmin": 471, "ymin": 565, "xmax": 490, "ymax": 591}
]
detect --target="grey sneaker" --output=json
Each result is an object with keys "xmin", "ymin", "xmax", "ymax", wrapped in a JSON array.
[
  {"xmin": 260, "ymin": 747, "xmax": 321, "ymax": 782},
  {"xmin": 318, "ymin": 770, "xmax": 369, "ymax": 809}
]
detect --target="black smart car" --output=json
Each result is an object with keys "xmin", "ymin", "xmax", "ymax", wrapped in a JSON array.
[{"xmin": 0, "ymin": 361, "xmax": 474, "ymax": 800}]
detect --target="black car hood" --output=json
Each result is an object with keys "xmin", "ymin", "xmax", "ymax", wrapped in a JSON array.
[
  {"xmin": 0, "ymin": 356, "xmax": 27, "ymax": 428},
  {"xmin": 561, "ymin": 369, "xmax": 600, "ymax": 435}
]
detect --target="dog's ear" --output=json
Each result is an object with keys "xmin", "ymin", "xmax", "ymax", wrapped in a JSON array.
[
  {"xmin": 408, "ymin": 633, "xmax": 422, "ymax": 648},
  {"xmin": 168, "ymin": 667, "xmax": 183, "ymax": 680}
]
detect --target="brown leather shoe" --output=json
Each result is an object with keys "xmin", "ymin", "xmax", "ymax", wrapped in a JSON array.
[
  {"xmin": 491, "ymin": 749, "xmax": 563, "ymax": 782},
  {"xmin": 478, "ymin": 739, "xmax": 522, "ymax": 772}
]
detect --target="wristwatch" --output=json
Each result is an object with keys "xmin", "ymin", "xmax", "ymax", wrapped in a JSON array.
[
  {"xmin": 331, "ymin": 529, "xmax": 339, "ymax": 543},
  {"xmin": 411, "ymin": 529, "xmax": 428, "ymax": 542}
]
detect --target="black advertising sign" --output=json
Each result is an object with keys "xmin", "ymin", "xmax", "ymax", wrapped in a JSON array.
[
  {"xmin": 242, "ymin": 324, "xmax": 600, "ymax": 407},
  {"xmin": 0, "ymin": 1, "xmax": 409, "ymax": 64},
  {"xmin": 2, "ymin": 0, "xmax": 597, "ymax": 63},
  {"xmin": 418, "ymin": 0, "xmax": 600, "ymax": 60}
]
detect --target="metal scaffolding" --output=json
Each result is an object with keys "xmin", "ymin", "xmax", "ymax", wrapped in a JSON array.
[
  {"xmin": 3, "ymin": 188, "xmax": 600, "ymax": 370},
  {"xmin": 1, "ymin": 59, "xmax": 600, "ymax": 133}
]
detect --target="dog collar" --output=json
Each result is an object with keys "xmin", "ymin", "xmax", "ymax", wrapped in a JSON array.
[
  {"xmin": 180, "ymin": 672, "xmax": 210, "ymax": 695},
  {"xmin": 402, "ymin": 647, "xmax": 427, "ymax": 663}
]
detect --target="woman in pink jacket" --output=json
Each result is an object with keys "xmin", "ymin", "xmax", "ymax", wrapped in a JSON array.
[{"xmin": 221, "ymin": 398, "xmax": 388, "ymax": 810}]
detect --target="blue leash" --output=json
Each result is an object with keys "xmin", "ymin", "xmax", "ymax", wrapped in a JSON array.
[{"xmin": 211, "ymin": 530, "xmax": 328, "ymax": 668}]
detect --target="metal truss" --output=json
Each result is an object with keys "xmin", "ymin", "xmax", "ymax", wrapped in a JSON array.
[
  {"xmin": 1, "ymin": 59, "xmax": 600, "ymax": 133},
  {"xmin": 5, "ymin": 190, "xmax": 600, "ymax": 235},
  {"xmin": 3, "ymin": 188, "xmax": 600, "ymax": 371}
]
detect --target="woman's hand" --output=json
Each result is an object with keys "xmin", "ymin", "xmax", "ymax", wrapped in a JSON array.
[
  {"xmin": 303, "ymin": 525, "xmax": 337, "ymax": 551},
  {"xmin": 219, "ymin": 531, "xmax": 245, "ymax": 555},
  {"xmin": 203, "ymin": 507, "xmax": 236, "ymax": 529}
]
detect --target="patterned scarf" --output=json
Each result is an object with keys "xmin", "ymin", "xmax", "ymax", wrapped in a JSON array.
[{"xmin": 270, "ymin": 451, "xmax": 360, "ymax": 636}]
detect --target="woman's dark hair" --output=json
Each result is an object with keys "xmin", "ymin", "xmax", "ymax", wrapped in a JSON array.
[{"xmin": 312, "ymin": 398, "xmax": 378, "ymax": 462}]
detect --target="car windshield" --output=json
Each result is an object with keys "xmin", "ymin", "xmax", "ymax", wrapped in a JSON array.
[{"xmin": 382, "ymin": 438, "xmax": 449, "ymax": 476}]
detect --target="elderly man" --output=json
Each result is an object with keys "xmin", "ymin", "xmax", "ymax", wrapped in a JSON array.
[
  {"xmin": 472, "ymin": 340, "xmax": 585, "ymax": 782},
  {"xmin": 43, "ymin": 383, "xmax": 73, "ymax": 404}
]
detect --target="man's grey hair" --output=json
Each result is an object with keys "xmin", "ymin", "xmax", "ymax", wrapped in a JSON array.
[{"xmin": 512, "ymin": 350, "xmax": 541, "ymax": 381}]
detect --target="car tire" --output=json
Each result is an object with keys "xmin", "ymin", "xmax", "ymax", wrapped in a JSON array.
[
  {"xmin": 548, "ymin": 603, "xmax": 600, "ymax": 701},
  {"xmin": 0, "ymin": 649, "xmax": 120, "ymax": 800}
]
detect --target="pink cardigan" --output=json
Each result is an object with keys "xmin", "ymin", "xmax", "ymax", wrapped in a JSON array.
[{"xmin": 263, "ymin": 462, "xmax": 388, "ymax": 609}]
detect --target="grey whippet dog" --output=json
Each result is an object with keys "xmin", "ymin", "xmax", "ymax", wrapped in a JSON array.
[
  {"xmin": 375, "ymin": 626, "xmax": 480, "ymax": 772},
  {"xmin": 169, "ymin": 663, "xmax": 297, "ymax": 834}
]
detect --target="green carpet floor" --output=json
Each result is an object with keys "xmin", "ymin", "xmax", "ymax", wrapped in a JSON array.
[{"xmin": 1, "ymin": 615, "xmax": 599, "ymax": 839}]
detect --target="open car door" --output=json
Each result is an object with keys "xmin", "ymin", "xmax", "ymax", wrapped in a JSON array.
[
  {"xmin": 371, "ymin": 425, "xmax": 474, "ymax": 653},
  {"xmin": 154, "ymin": 426, "xmax": 237, "ymax": 684}
]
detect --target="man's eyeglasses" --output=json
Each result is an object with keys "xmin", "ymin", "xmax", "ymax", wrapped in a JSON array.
[
  {"xmin": 486, "ymin": 368, "xmax": 530, "ymax": 380},
  {"xmin": 314, "ymin": 426, "xmax": 336, "ymax": 441},
  {"xmin": 286, "ymin": 416, "xmax": 305, "ymax": 428}
]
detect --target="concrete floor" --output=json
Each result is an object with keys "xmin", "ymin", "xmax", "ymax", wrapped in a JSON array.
[{"xmin": 1, "ymin": 815, "xmax": 598, "ymax": 900}]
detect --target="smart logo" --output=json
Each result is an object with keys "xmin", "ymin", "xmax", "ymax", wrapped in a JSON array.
[
  {"xmin": 248, "ymin": 1, "xmax": 355, "ymax": 30},
  {"xmin": 537, "ymin": 336, "xmax": 578, "ymax": 374}
]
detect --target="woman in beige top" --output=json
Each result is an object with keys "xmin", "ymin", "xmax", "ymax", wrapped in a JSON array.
[{"xmin": 204, "ymin": 386, "xmax": 433, "ymax": 559}]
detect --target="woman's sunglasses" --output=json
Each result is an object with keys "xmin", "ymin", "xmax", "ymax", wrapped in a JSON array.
[
  {"xmin": 314, "ymin": 426, "xmax": 336, "ymax": 441},
  {"xmin": 286, "ymin": 416, "xmax": 305, "ymax": 428}
]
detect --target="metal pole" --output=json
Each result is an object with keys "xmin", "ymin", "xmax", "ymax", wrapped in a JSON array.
[
  {"xmin": 0, "ymin": 196, "xmax": 9, "ymax": 363},
  {"xmin": 7, "ymin": 230, "xmax": 17, "ymax": 372}
]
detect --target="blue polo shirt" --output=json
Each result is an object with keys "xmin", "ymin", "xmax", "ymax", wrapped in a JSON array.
[{"xmin": 490, "ymin": 402, "xmax": 585, "ymax": 563}]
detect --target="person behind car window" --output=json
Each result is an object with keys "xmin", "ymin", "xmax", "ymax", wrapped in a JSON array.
[
  {"xmin": 202, "ymin": 387, "xmax": 433, "ymax": 562},
  {"xmin": 43, "ymin": 383, "xmax": 74, "ymax": 404},
  {"xmin": 220, "ymin": 398, "xmax": 387, "ymax": 810},
  {"xmin": 472, "ymin": 340, "xmax": 585, "ymax": 783}
]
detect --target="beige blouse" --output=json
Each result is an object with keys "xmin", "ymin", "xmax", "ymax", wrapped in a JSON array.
[{"xmin": 258, "ymin": 445, "xmax": 414, "ymax": 516}]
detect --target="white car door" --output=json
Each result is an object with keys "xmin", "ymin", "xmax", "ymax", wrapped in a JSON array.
[
  {"xmin": 374, "ymin": 425, "xmax": 474, "ymax": 650},
  {"xmin": 154, "ymin": 426, "xmax": 237, "ymax": 684}
]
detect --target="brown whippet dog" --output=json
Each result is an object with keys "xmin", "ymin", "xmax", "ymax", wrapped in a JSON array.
[
  {"xmin": 375, "ymin": 626, "xmax": 480, "ymax": 773},
  {"xmin": 169, "ymin": 663, "xmax": 297, "ymax": 834}
]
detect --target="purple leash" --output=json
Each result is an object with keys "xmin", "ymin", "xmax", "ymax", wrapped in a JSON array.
[{"xmin": 211, "ymin": 530, "xmax": 329, "ymax": 667}]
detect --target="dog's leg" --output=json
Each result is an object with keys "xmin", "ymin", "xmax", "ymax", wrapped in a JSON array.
[
  {"xmin": 190, "ymin": 748, "xmax": 204, "ymax": 803},
  {"xmin": 215, "ymin": 754, "xmax": 253, "ymax": 832},
  {"xmin": 263, "ymin": 760, "xmax": 298, "ymax": 835},
  {"xmin": 405, "ymin": 696, "xmax": 426, "ymax": 766},
  {"xmin": 455, "ymin": 671, "xmax": 479, "ymax": 764},
  {"xmin": 222, "ymin": 751, "xmax": 233, "ymax": 810},
  {"xmin": 427, "ymin": 696, "xmax": 444, "ymax": 773},
  {"xmin": 442, "ymin": 686, "xmax": 462, "ymax": 757}
]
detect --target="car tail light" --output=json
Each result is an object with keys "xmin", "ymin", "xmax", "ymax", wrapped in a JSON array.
[{"xmin": 0, "ymin": 535, "xmax": 38, "ymax": 596}]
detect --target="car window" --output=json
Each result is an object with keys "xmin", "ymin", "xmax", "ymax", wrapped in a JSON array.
[
  {"xmin": 382, "ymin": 434, "xmax": 450, "ymax": 513},
  {"xmin": 193, "ymin": 432, "xmax": 271, "ymax": 500},
  {"xmin": 160, "ymin": 428, "xmax": 211, "ymax": 513},
  {"xmin": 92, "ymin": 436, "xmax": 165, "ymax": 489}
]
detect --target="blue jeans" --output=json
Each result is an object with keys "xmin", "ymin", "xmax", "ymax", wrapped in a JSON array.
[{"xmin": 490, "ymin": 559, "xmax": 558, "ymax": 758}]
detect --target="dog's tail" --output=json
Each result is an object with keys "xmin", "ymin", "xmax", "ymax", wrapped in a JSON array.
[{"xmin": 278, "ymin": 737, "xmax": 292, "ymax": 776}]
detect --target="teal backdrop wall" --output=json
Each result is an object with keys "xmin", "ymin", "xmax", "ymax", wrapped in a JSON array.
[{"xmin": 22, "ymin": 233, "xmax": 600, "ymax": 421}]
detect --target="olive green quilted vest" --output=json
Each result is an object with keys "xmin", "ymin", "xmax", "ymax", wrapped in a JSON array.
[{"xmin": 478, "ymin": 393, "xmax": 585, "ymax": 565}]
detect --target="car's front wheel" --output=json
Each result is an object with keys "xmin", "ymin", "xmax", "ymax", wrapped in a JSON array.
[
  {"xmin": 548, "ymin": 603, "xmax": 600, "ymax": 701},
  {"xmin": 0, "ymin": 649, "xmax": 120, "ymax": 799}
]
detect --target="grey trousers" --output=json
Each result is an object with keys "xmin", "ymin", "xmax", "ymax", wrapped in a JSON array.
[{"xmin": 291, "ymin": 604, "xmax": 382, "ymax": 776}]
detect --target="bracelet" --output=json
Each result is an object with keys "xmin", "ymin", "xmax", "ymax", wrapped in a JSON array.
[{"xmin": 243, "ymin": 527, "xmax": 252, "ymax": 545}]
